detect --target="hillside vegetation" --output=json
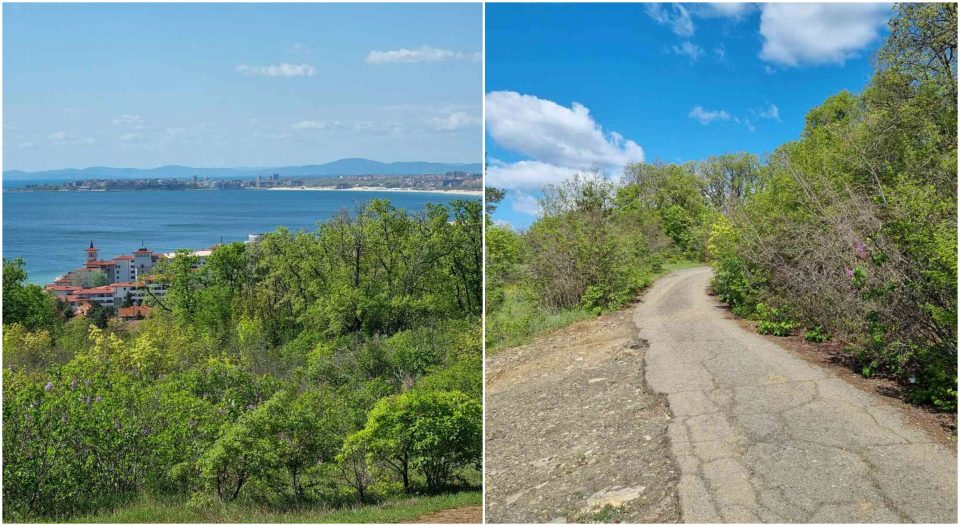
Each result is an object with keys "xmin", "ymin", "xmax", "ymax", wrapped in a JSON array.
[
  {"xmin": 487, "ymin": 3, "xmax": 956, "ymax": 409},
  {"xmin": 3, "ymin": 199, "xmax": 482, "ymax": 521}
]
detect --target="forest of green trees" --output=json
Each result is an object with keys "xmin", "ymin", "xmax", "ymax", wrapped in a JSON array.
[
  {"xmin": 2, "ymin": 199, "xmax": 483, "ymax": 521},
  {"xmin": 487, "ymin": 3, "xmax": 956, "ymax": 409}
]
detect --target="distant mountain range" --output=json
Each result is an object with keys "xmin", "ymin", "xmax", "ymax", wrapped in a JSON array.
[{"xmin": 3, "ymin": 158, "xmax": 483, "ymax": 181}]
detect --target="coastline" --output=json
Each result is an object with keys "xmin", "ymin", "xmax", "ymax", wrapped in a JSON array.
[
  {"xmin": 5, "ymin": 186, "xmax": 483, "ymax": 196},
  {"xmin": 258, "ymin": 186, "xmax": 483, "ymax": 196}
]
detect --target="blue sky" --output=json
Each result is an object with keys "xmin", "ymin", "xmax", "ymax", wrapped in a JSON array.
[
  {"xmin": 3, "ymin": 3, "xmax": 482, "ymax": 172},
  {"xmin": 486, "ymin": 3, "xmax": 892, "ymax": 228}
]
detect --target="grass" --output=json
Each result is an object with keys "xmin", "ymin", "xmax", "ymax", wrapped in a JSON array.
[
  {"xmin": 65, "ymin": 490, "xmax": 481, "ymax": 524},
  {"xmin": 485, "ymin": 286, "xmax": 592, "ymax": 354},
  {"xmin": 485, "ymin": 259, "xmax": 702, "ymax": 355}
]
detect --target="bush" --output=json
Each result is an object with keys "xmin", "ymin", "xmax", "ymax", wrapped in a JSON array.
[
  {"xmin": 804, "ymin": 326, "xmax": 831, "ymax": 343},
  {"xmin": 755, "ymin": 303, "xmax": 796, "ymax": 336},
  {"xmin": 343, "ymin": 389, "xmax": 481, "ymax": 494}
]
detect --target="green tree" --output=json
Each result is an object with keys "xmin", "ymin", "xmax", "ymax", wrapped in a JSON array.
[
  {"xmin": 2, "ymin": 258, "xmax": 62, "ymax": 333},
  {"xmin": 345, "ymin": 389, "xmax": 481, "ymax": 494}
]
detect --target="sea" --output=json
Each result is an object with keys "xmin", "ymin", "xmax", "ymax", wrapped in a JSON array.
[{"xmin": 2, "ymin": 189, "xmax": 477, "ymax": 284}]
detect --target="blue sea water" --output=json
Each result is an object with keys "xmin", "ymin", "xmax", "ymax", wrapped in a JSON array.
[{"xmin": 3, "ymin": 189, "xmax": 476, "ymax": 284}]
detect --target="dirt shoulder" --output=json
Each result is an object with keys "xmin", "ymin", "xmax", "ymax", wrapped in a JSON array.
[
  {"xmin": 485, "ymin": 306, "xmax": 680, "ymax": 523},
  {"xmin": 411, "ymin": 505, "xmax": 482, "ymax": 523}
]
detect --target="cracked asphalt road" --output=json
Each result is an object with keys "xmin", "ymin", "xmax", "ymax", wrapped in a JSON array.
[{"xmin": 640, "ymin": 267, "xmax": 957, "ymax": 523}]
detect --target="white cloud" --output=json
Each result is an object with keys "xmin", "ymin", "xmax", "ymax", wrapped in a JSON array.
[
  {"xmin": 714, "ymin": 44, "xmax": 726, "ymax": 60},
  {"xmin": 365, "ymin": 46, "xmax": 481, "ymax": 64},
  {"xmin": 113, "ymin": 114, "xmax": 143, "ymax": 126},
  {"xmin": 689, "ymin": 106, "xmax": 731, "ymax": 125},
  {"xmin": 431, "ymin": 111, "xmax": 481, "ymax": 131},
  {"xmin": 485, "ymin": 91, "xmax": 644, "ymax": 171},
  {"xmin": 758, "ymin": 103, "xmax": 780, "ymax": 121},
  {"xmin": 485, "ymin": 161, "xmax": 581, "ymax": 191},
  {"xmin": 287, "ymin": 43, "xmax": 310, "ymax": 53},
  {"xmin": 759, "ymin": 3, "xmax": 891, "ymax": 66},
  {"xmin": 645, "ymin": 3, "xmax": 695, "ymax": 37},
  {"xmin": 700, "ymin": 3, "xmax": 755, "ymax": 19},
  {"xmin": 734, "ymin": 116, "xmax": 757, "ymax": 132},
  {"xmin": 511, "ymin": 191, "xmax": 542, "ymax": 217},
  {"xmin": 672, "ymin": 41, "xmax": 704, "ymax": 61},
  {"xmin": 235, "ymin": 63, "xmax": 316, "ymax": 77},
  {"xmin": 158, "ymin": 123, "xmax": 217, "ymax": 145},
  {"xmin": 291, "ymin": 120, "xmax": 332, "ymax": 130},
  {"xmin": 118, "ymin": 132, "xmax": 142, "ymax": 143},
  {"xmin": 47, "ymin": 131, "xmax": 96, "ymax": 146},
  {"xmin": 17, "ymin": 141, "xmax": 35, "ymax": 149},
  {"xmin": 290, "ymin": 120, "xmax": 405, "ymax": 134}
]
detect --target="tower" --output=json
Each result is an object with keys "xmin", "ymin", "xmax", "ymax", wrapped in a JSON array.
[{"xmin": 85, "ymin": 240, "xmax": 98, "ymax": 262}]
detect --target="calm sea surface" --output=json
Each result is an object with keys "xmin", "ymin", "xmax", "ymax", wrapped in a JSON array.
[{"xmin": 3, "ymin": 189, "xmax": 475, "ymax": 284}]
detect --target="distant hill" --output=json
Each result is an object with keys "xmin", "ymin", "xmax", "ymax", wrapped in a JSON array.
[{"xmin": 3, "ymin": 159, "xmax": 483, "ymax": 182}]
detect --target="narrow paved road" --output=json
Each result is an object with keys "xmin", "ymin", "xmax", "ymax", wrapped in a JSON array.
[{"xmin": 639, "ymin": 267, "xmax": 957, "ymax": 523}]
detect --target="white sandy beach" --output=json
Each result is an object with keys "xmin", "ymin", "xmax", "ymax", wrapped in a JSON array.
[{"xmin": 259, "ymin": 186, "xmax": 482, "ymax": 196}]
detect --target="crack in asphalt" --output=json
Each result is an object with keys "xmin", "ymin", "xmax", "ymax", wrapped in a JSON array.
[{"xmin": 640, "ymin": 267, "xmax": 957, "ymax": 523}]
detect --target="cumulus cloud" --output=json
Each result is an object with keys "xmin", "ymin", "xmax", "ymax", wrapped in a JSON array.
[
  {"xmin": 113, "ymin": 114, "xmax": 143, "ymax": 126},
  {"xmin": 672, "ymin": 41, "xmax": 704, "ymax": 61},
  {"xmin": 689, "ymin": 106, "xmax": 731, "ymax": 125},
  {"xmin": 118, "ymin": 133, "xmax": 142, "ymax": 143},
  {"xmin": 431, "ymin": 111, "xmax": 481, "ymax": 131},
  {"xmin": 511, "ymin": 191, "xmax": 542, "ymax": 217},
  {"xmin": 47, "ymin": 131, "xmax": 96, "ymax": 146},
  {"xmin": 235, "ymin": 63, "xmax": 316, "ymax": 77},
  {"xmin": 486, "ymin": 91, "xmax": 644, "ymax": 171},
  {"xmin": 758, "ymin": 103, "xmax": 780, "ymax": 121},
  {"xmin": 485, "ymin": 92, "xmax": 644, "ymax": 193},
  {"xmin": 645, "ymin": 3, "xmax": 695, "ymax": 37},
  {"xmin": 759, "ymin": 3, "xmax": 891, "ymax": 66},
  {"xmin": 485, "ymin": 161, "xmax": 581, "ymax": 192},
  {"xmin": 365, "ymin": 46, "xmax": 481, "ymax": 64}
]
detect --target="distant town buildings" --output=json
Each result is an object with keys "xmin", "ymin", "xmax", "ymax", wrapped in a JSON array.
[
  {"xmin": 16, "ymin": 171, "xmax": 482, "ymax": 193},
  {"xmin": 45, "ymin": 236, "xmax": 263, "ymax": 320}
]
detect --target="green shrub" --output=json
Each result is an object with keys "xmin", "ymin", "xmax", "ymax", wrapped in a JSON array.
[
  {"xmin": 758, "ymin": 320, "xmax": 796, "ymax": 336},
  {"xmin": 755, "ymin": 303, "xmax": 797, "ymax": 336},
  {"xmin": 804, "ymin": 326, "xmax": 831, "ymax": 343},
  {"xmin": 581, "ymin": 285, "xmax": 610, "ymax": 315}
]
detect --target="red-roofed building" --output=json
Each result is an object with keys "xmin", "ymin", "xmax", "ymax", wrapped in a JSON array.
[
  {"xmin": 118, "ymin": 305, "xmax": 152, "ymax": 322},
  {"xmin": 47, "ymin": 242, "xmax": 171, "ymax": 314},
  {"xmin": 44, "ymin": 284, "xmax": 80, "ymax": 297},
  {"xmin": 75, "ymin": 286, "xmax": 115, "ymax": 307}
]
